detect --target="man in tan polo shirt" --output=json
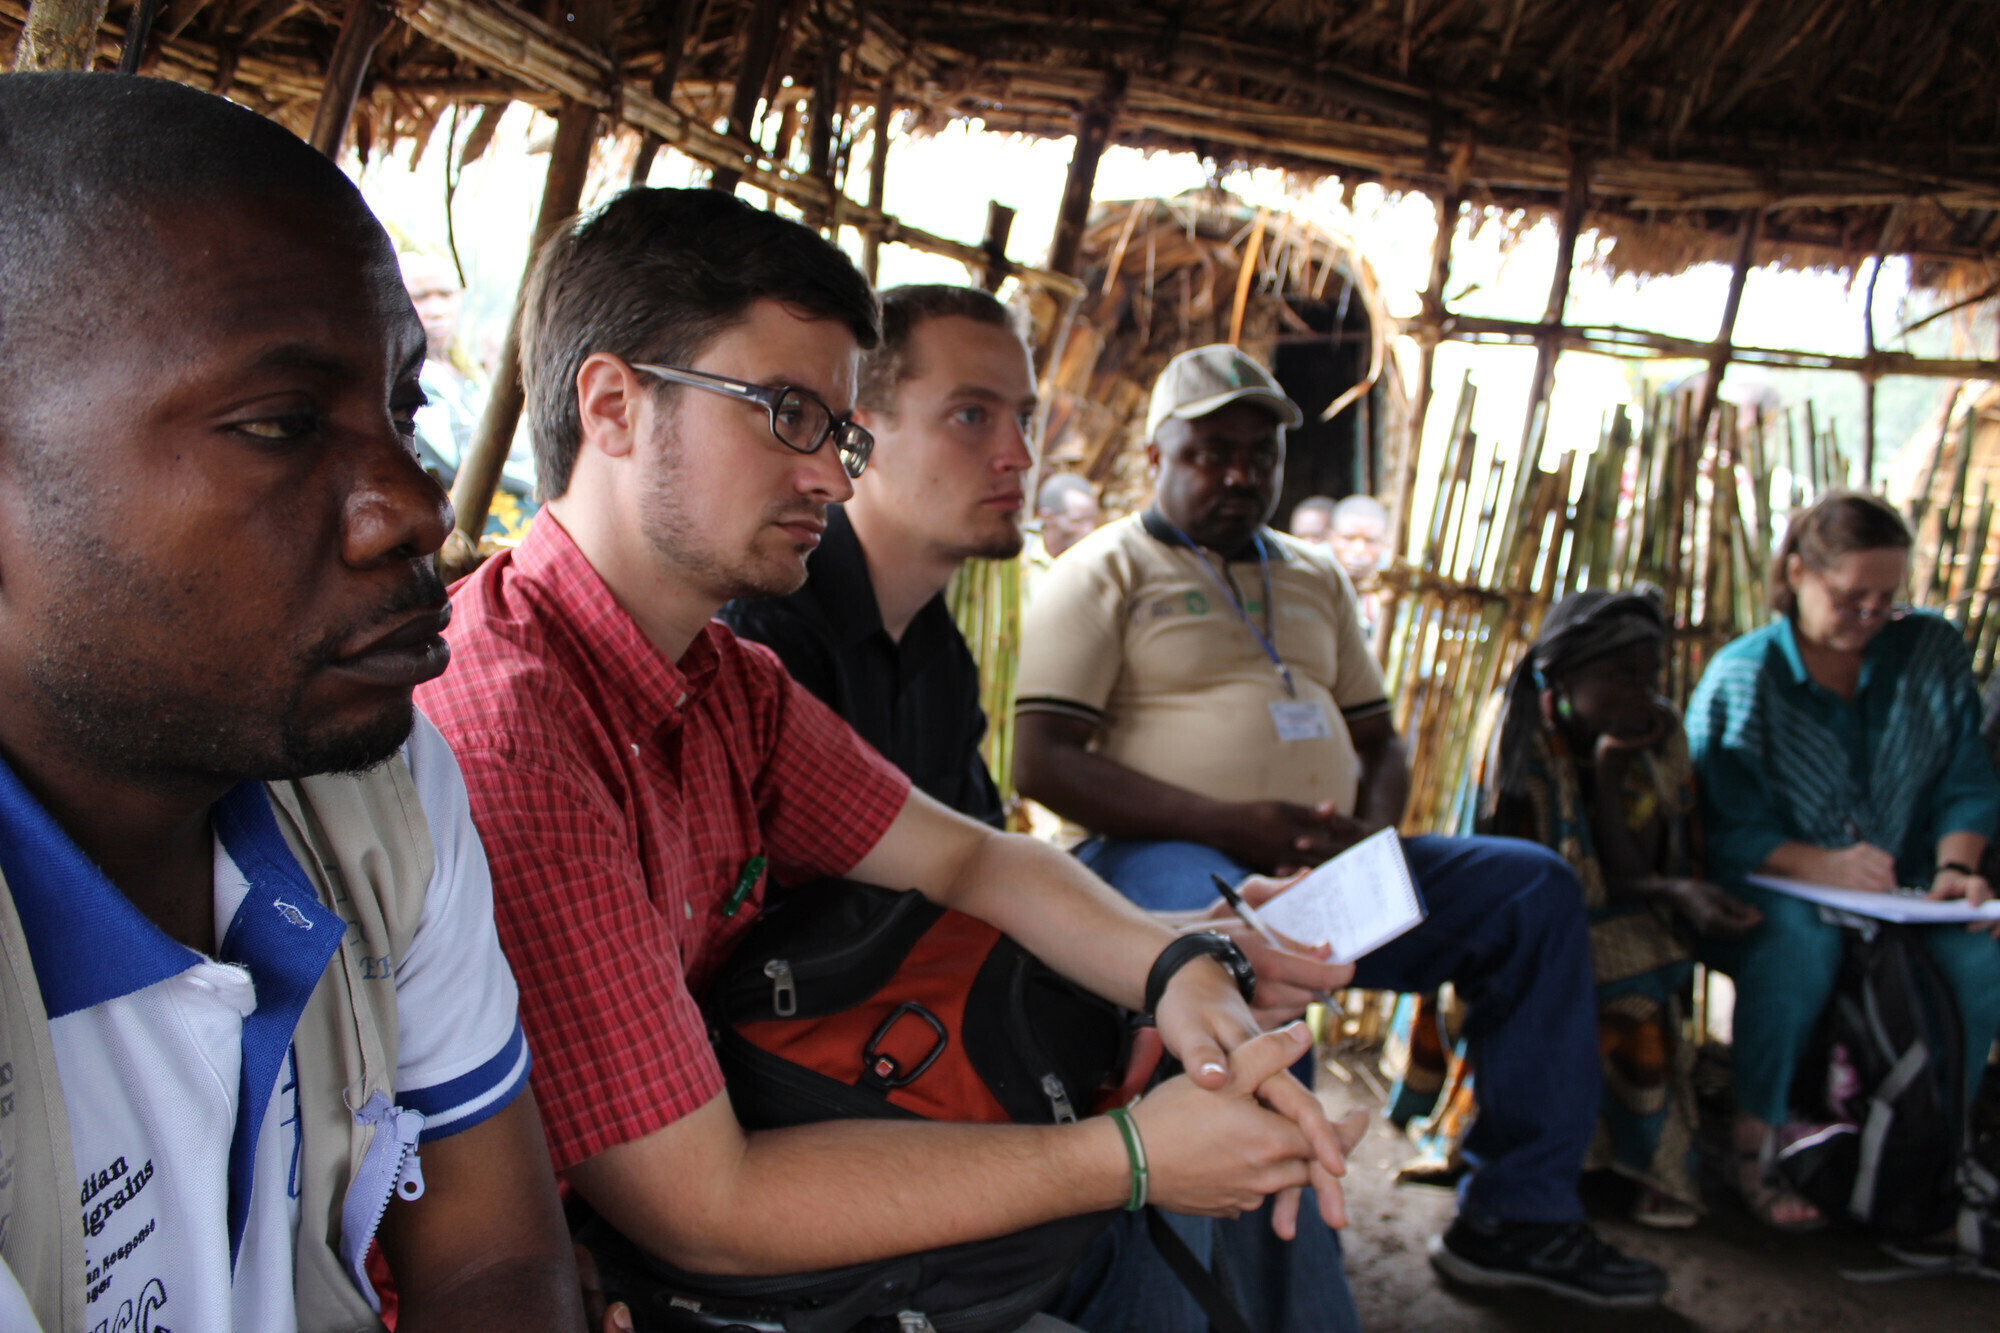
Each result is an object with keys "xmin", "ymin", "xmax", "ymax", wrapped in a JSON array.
[{"xmin": 1014, "ymin": 345, "xmax": 1671, "ymax": 1311}]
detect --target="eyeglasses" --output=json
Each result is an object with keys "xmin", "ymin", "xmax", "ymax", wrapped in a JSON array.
[
  {"xmin": 631, "ymin": 363, "xmax": 873, "ymax": 479},
  {"xmin": 1809, "ymin": 570, "xmax": 1902, "ymax": 622}
]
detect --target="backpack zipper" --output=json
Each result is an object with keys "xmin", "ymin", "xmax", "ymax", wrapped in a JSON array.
[
  {"xmin": 764, "ymin": 959, "xmax": 797, "ymax": 1016},
  {"xmin": 1041, "ymin": 1073, "xmax": 1078, "ymax": 1123}
]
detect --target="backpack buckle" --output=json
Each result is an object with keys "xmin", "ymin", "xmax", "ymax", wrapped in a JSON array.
[{"xmin": 861, "ymin": 1002, "xmax": 948, "ymax": 1089}]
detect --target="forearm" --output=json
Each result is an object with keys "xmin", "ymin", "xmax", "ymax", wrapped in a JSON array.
[
  {"xmin": 1938, "ymin": 830, "xmax": 1987, "ymax": 870},
  {"xmin": 1013, "ymin": 725, "xmax": 1238, "ymax": 846},
  {"xmin": 584, "ymin": 1116, "xmax": 1127, "ymax": 1275},
  {"xmin": 1759, "ymin": 841, "xmax": 1829, "ymax": 878},
  {"xmin": 1351, "ymin": 733, "xmax": 1409, "ymax": 829},
  {"xmin": 397, "ymin": 1257, "xmax": 585, "ymax": 1333},
  {"xmin": 932, "ymin": 827, "xmax": 1176, "ymax": 1011}
]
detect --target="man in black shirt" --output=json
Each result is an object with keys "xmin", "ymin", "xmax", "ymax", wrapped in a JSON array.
[
  {"xmin": 719, "ymin": 504, "xmax": 1005, "ymax": 824},
  {"xmin": 723, "ymin": 285, "xmax": 1362, "ymax": 1333}
]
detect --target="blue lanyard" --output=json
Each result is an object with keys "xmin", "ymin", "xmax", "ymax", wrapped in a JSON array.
[{"xmin": 1165, "ymin": 520, "xmax": 1296, "ymax": 698}]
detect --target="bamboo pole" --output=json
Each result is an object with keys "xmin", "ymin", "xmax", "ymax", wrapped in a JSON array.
[
  {"xmin": 979, "ymin": 201, "xmax": 1016, "ymax": 293},
  {"xmin": 1692, "ymin": 209, "xmax": 1761, "ymax": 447},
  {"xmin": 629, "ymin": 0, "xmax": 696, "ymax": 186},
  {"xmin": 1518, "ymin": 155, "xmax": 1589, "ymax": 457},
  {"xmin": 115, "ymin": 0, "xmax": 157, "ymax": 73},
  {"xmin": 1861, "ymin": 254, "xmax": 1883, "ymax": 485},
  {"xmin": 1394, "ymin": 189, "xmax": 1463, "ymax": 561},
  {"xmin": 861, "ymin": 77, "xmax": 895, "ymax": 283},
  {"xmin": 307, "ymin": 0, "xmax": 394, "ymax": 157},
  {"xmin": 708, "ymin": 0, "xmax": 786, "ymax": 193},
  {"xmin": 1047, "ymin": 89, "xmax": 1119, "ymax": 279}
]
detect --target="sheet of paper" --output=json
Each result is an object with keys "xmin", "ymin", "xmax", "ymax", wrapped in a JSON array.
[
  {"xmin": 1748, "ymin": 874, "xmax": 2000, "ymax": 924},
  {"xmin": 1257, "ymin": 827, "xmax": 1427, "ymax": 964}
]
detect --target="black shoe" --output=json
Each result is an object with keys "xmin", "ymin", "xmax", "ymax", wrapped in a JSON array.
[{"xmin": 1427, "ymin": 1214, "xmax": 1668, "ymax": 1309}]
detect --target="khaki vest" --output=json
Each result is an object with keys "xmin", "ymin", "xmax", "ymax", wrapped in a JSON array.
[{"xmin": 0, "ymin": 758, "xmax": 434, "ymax": 1333}]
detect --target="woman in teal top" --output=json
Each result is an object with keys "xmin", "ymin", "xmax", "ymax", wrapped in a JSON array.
[{"xmin": 1686, "ymin": 490, "xmax": 2000, "ymax": 1231}]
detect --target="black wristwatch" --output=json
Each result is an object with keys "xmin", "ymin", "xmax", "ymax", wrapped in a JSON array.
[
  {"xmin": 1144, "ymin": 932, "xmax": 1258, "ymax": 1016},
  {"xmin": 1940, "ymin": 861, "xmax": 1979, "ymax": 877}
]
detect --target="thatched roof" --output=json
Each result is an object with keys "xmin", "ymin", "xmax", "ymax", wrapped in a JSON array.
[
  {"xmin": 1035, "ymin": 189, "xmax": 1408, "ymax": 515},
  {"xmin": 10, "ymin": 0, "xmax": 1999, "ymax": 279}
]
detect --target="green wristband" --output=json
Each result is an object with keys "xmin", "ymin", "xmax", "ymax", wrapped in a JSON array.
[{"xmin": 1105, "ymin": 1106, "xmax": 1148, "ymax": 1211}]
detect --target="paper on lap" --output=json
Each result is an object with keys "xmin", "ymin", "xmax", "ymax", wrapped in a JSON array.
[
  {"xmin": 1748, "ymin": 874, "xmax": 2000, "ymax": 924},
  {"xmin": 1256, "ymin": 827, "xmax": 1428, "ymax": 964}
]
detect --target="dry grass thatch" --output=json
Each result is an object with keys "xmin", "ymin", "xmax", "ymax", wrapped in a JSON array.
[
  {"xmin": 8, "ymin": 0, "xmax": 2000, "ymax": 284},
  {"xmin": 1031, "ymin": 188, "xmax": 1408, "ymax": 516}
]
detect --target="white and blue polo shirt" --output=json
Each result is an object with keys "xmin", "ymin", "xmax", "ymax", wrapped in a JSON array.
[{"xmin": 0, "ymin": 714, "xmax": 528, "ymax": 1333}]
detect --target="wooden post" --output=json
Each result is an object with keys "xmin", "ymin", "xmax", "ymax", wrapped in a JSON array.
[
  {"xmin": 115, "ymin": 0, "xmax": 159, "ymax": 74},
  {"xmin": 1692, "ymin": 209, "xmax": 1761, "ymax": 449},
  {"xmin": 1046, "ymin": 92, "xmax": 1118, "ymax": 279},
  {"xmin": 630, "ymin": 0, "xmax": 696, "ymax": 186},
  {"xmin": 861, "ymin": 79, "xmax": 894, "ymax": 283},
  {"xmin": 442, "ymin": 100, "xmax": 598, "ymax": 571},
  {"xmin": 979, "ymin": 202, "xmax": 1016, "ymax": 292},
  {"xmin": 307, "ymin": 0, "xmax": 393, "ymax": 158},
  {"xmin": 1518, "ymin": 155, "xmax": 1590, "ymax": 460},
  {"xmin": 709, "ymin": 0, "xmax": 787, "ymax": 193},
  {"xmin": 12, "ymin": 0, "xmax": 109, "ymax": 70},
  {"xmin": 1861, "ymin": 253, "xmax": 1884, "ymax": 486},
  {"xmin": 1393, "ymin": 188, "xmax": 1463, "ymax": 557}
]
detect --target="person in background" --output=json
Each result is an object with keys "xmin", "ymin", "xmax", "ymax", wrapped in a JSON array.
[
  {"xmin": 724, "ymin": 286, "xmax": 1365, "ymax": 1333},
  {"xmin": 1014, "ymin": 344, "xmax": 1670, "ymax": 1310},
  {"xmin": 1330, "ymin": 495, "xmax": 1391, "ymax": 585},
  {"xmin": 1040, "ymin": 471, "xmax": 1104, "ymax": 559},
  {"xmin": 1687, "ymin": 490, "xmax": 2000, "ymax": 1231},
  {"xmin": 399, "ymin": 250, "xmax": 538, "ymax": 527},
  {"xmin": 1480, "ymin": 589, "xmax": 1762, "ymax": 1229},
  {"xmin": 1288, "ymin": 494, "xmax": 1335, "ymax": 544}
]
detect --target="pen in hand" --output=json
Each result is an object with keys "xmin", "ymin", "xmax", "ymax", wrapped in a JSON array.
[{"xmin": 1211, "ymin": 872, "xmax": 1331, "ymax": 1005}]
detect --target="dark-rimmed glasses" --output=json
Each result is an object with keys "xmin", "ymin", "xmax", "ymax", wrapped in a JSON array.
[{"xmin": 631, "ymin": 362, "xmax": 873, "ymax": 478}]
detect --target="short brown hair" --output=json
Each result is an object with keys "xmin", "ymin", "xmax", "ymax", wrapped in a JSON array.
[
  {"xmin": 857, "ymin": 285, "xmax": 1019, "ymax": 416},
  {"xmin": 520, "ymin": 188, "xmax": 880, "ymax": 500},
  {"xmin": 1769, "ymin": 489, "xmax": 1913, "ymax": 617}
]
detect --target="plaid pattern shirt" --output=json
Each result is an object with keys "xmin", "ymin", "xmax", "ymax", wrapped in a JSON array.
[{"xmin": 417, "ymin": 515, "xmax": 911, "ymax": 1170}]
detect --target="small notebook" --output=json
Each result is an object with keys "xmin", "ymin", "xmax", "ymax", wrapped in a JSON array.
[{"xmin": 1255, "ymin": 827, "xmax": 1428, "ymax": 964}]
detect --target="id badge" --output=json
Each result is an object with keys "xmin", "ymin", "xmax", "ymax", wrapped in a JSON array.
[{"xmin": 1269, "ymin": 699, "xmax": 1333, "ymax": 742}]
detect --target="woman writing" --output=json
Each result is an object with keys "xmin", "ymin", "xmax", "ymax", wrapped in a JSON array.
[
  {"xmin": 1481, "ymin": 588, "xmax": 1761, "ymax": 1228},
  {"xmin": 1686, "ymin": 490, "xmax": 2000, "ymax": 1230}
]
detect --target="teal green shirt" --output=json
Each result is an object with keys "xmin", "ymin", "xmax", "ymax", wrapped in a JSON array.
[{"xmin": 1685, "ymin": 611, "xmax": 2000, "ymax": 887}]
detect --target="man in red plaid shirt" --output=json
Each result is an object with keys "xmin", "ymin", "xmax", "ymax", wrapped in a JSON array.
[{"xmin": 417, "ymin": 188, "xmax": 1358, "ymax": 1306}]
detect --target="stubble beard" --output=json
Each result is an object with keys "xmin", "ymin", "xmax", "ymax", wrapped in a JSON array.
[{"xmin": 638, "ymin": 415, "xmax": 820, "ymax": 604}]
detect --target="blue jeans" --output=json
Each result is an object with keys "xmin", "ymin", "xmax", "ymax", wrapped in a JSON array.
[
  {"xmin": 1049, "ymin": 1196, "xmax": 1359, "ymax": 1333},
  {"xmin": 1055, "ymin": 834, "xmax": 1596, "ymax": 1331},
  {"xmin": 1698, "ymin": 880, "xmax": 2000, "ymax": 1124}
]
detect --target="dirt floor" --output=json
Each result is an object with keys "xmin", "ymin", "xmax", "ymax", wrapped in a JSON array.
[{"xmin": 1316, "ymin": 1049, "xmax": 2000, "ymax": 1333}]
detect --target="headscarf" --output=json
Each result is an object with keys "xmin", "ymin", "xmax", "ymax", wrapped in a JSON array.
[{"xmin": 1490, "ymin": 586, "xmax": 1667, "ymax": 810}]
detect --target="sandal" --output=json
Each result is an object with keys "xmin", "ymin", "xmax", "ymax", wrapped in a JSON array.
[
  {"xmin": 1631, "ymin": 1186, "xmax": 1699, "ymax": 1229},
  {"xmin": 1736, "ymin": 1134, "xmax": 1827, "ymax": 1233}
]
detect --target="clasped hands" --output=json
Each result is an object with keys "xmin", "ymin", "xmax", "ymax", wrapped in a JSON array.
[{"xmin": 1150, "ymin": 901, "xmax": 1365, "ymax": 1236}]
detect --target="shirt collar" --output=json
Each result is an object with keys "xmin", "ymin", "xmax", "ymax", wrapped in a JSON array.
[
  {"xmin": 1138, "ymin": 506, "xmax": 1291, "ymax": 562},
  {"xmin": 510, "ymin": 511, "xmax": 724, "ymax": 734},
  {"xmin": 807, "ymin": 507, "xmax": 889, "ymax": 647},
  {"xmin": 1770, "ymin": 612, "xmax": 1889, "ymax": 697}
]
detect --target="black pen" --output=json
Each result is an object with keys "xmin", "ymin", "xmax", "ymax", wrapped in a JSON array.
[{"xmin": 1211, "ymin": 873, "xmax": 1332, "ymax": 1004}]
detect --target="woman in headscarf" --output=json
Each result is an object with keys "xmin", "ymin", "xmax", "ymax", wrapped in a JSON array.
[
  {"xmin": 1481, "ymin": 587, "xmax": 1762, "ymax": 1228},
  {"xmin": 1687, "ymin": 490, "xmax": 2000, "ymax": 1232}
]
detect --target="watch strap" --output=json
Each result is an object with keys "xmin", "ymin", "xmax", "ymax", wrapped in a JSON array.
[
  {"xmin": 1144, "ymin": 932, "xmax": 1257, "ymax": 1016},
  {"xmin": 1940, "ymin": 860, "xmax": 1979, "ymax": 877}
]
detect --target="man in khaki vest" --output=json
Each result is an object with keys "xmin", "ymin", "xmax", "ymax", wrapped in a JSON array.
[{"xmin": 0, "ymin": 75, "xmax": 586, "ymax": 1332}]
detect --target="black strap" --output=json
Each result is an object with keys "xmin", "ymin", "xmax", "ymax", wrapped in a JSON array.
[{"xmin": 1143, "ymin": 1206, "xmax": 1255, "ymax": 1333}]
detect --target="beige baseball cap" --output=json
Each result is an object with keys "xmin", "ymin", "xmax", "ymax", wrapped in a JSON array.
[{"xmin": 1145, "ymin": 344, "xmax": 1304, "ymax": 443}]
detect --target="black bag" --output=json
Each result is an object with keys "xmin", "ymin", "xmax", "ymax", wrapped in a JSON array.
[
  {"xmin": 1778, "ymin": 922, "xmax": 1966, "ymax": 1238},
  {"xmin": 574, "ymin": 880, "xmax": 1136, "ymax": 1333}
]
